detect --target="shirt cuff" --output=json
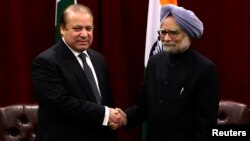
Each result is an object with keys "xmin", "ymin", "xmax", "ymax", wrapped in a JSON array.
[{"xmin": 102, "ymin": 106, "xmax": 109, "ymax": 126}]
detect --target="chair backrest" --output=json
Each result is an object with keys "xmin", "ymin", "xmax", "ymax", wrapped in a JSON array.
[
  {"xmin": 0, "ymin": 104, "xmax": 38, "ymax": 141},
  {"xmin": 217, "ymin": 100, "xmax": 249, "ymax": 125}
]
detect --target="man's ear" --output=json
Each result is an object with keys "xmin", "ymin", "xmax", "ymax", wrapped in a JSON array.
[{"xmin": 60, "ymin": 25, "xmax": 65, "ymax": 36}]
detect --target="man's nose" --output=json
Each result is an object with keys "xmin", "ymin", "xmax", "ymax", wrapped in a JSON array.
[
  {"xmin": 163, "ymin": 33, "xmax": 172, "ymax": 41},
  {"xmin": 80, "ymin": 28, "xmax": 88, "ymax": 37}
]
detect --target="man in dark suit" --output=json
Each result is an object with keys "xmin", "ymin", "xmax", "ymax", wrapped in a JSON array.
[
  {"xmin": 32, "ymin": 4, "xmax": 122, "ymax": 141},
  {"xmin": 120, "ymin": 4, "xmax": 220, "ymax": 141}
]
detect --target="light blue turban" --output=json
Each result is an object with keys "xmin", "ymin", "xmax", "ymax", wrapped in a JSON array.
[{"xmin": 160, "ymin": 4, "xmax": 204, "ymax": 39}]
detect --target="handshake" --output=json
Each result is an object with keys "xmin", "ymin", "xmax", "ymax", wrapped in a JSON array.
[{"xmin": 108, "ymin": 108, "xmax": 127, "ymax": 130}]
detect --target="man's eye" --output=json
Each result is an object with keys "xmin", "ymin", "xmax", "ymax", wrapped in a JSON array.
[
  {"xmin": 73, "ymin": 27, "xmax": 81, "ymax": 31},
  {"xmin": 169, "ymin": 31, "xmax": 179, "ymax": 35},
  {"xmin": 161, "ymin": 30, "xmax": 168, "ymax": 35},
  {"xmin": 85, "ymin": 26, "xmax": 93, "ymax": 31}
]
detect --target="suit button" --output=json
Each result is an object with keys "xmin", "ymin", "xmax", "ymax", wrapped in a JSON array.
[
  {"xmin": 164, "ymin": 81, "xmax": 168, "ymax": 85},
  {"xmin": 158, "ymin": 100, "xmax": 163, "ymax": 105}
]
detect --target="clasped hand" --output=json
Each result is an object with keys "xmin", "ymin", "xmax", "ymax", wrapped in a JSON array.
[{"xmin": 108, "ymin": 108, "xmax": 127, "ymax": 130}]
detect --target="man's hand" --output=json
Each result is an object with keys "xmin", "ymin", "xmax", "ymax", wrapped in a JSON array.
[{"xmin": 108, "ymin": 108, "xmax": 127, "ymax": 130}]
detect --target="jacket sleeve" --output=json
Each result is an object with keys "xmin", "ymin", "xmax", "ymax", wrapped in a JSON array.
[{"xmin": 195, "ymin": 64, "xmax": 220, "ymax": 141}]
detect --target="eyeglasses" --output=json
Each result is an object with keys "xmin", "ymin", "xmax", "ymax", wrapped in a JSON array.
[{"xmin": 157, "ymin": 29, "xmax": 182, "ymax": 38}]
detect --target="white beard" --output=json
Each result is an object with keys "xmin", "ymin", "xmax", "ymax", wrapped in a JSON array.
[{"xmin": 163, "ymin": 35, "xmax": 191, "ymax": 54}]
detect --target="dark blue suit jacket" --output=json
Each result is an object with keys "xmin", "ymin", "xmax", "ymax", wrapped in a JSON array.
[{"xmin": 32, "ymin": 40, "xmax": 116, "ymax": 141}]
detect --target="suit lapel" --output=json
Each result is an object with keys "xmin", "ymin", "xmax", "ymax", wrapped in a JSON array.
[{"xmin": 58, "ymin": 42, "xmax": 99, "ymax": 103}]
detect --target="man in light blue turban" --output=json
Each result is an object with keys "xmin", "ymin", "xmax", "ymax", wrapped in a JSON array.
[
  {"xmin": 160, "ymin": 4, "xmax": 204, "ymax": 39},
  {"xmin": 123, "ymin": 4, "xmax": 220, "ymax": 141}
]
